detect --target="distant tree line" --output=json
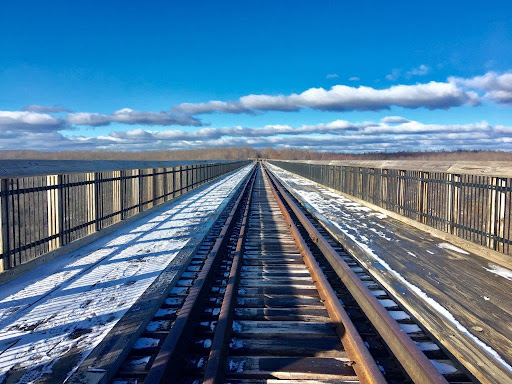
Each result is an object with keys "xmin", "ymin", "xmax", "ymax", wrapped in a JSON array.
[{"xmin": 0, "ymin": 147, "xmax": 511, "ymax": 161}]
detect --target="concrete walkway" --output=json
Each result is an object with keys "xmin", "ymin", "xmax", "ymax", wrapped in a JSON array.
[{"xmin": 268, "ymin": 162, "xmax": 512, "ymax": 384}]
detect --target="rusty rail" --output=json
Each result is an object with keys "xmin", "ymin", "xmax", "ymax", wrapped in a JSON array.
[
  {"xmin": 262, "ymin": 166, "xmax": 387, "ymax": 384},
  {"xmin": 202, "ymin": 166, "xmax": 255, "ymax": 384},
  {"xmin": 264, "ymin": 163, "xmax": 449, "ymax": 384},
  {"xmin": 144, "ymin": 166, "xmax": 256, "ymax": 383}
]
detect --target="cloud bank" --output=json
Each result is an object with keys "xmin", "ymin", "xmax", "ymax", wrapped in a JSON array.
[
  {"xmin": 3, "ymin": 70, "xmax": 512, "ymax": 153},
  {"xmin": 67, "ymin": 108, "xmax": 203, "ymax": 127},
  {"xmin": 22, "ymin": 105, "xmax": 71, "ymax": 113},
  {"xmin": 0, "ymin": 111, "xmax": 67, "ymax": 133},
  {"xmin": 174, "ymin": 81, "xmax": 479, "ymax": 115},
  {"xmin": 1, "ymin": 111, "xmax": 510, "ymax": 153},
  {"xmin": 450, "ymin": 71, "xmax": 512, "ymax": 104}
]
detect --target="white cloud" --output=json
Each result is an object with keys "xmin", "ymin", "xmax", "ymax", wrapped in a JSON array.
[
  {"xmin": 1, "ymin": 115, "xmax": 509, "ymax": 153},
  {"xmin": 326, "ymin": 73, "xmax": 339, "ymax": 79},
  {"xmin": 22, "ymin": 105, "xmax": 71, "ymax": 113},
  {"xmin": 174, "ymin": 81, "xmax": 479, "ymax": 115},
  {"xmin": 386, "ymin": 69, "xmax": 401, "ymax": 81},
  {"xmin": 485, "ymin": 90, "xmax": 512, "ymax": 104},
  {"xmin": 381, "ymin": 116, "xmax": 410, "ymax": 124},
  {"xmin": 450, "ymin": 71, "xmax": 512, "ymax": 91},
  {"xmin": 67, "ymin": 108, "xmax": 203, "ymax": 127},
  {"xmin": 406, "ymin": 64, "xmax": 430, "ymax": 77},
  {"xmin": 349, "ymin": 76, "xmax": 360, "ymax": 81},
  {"xmin": 387, "ymin": 65, "xmax": 430, "ymax": 81},
  {"xmin": 0, "ymin": 111, "xmax": 67, "ymax": 132},
  {"xmin": 450, "ymin": 71, "xmax": 512, "ymax": 104}
]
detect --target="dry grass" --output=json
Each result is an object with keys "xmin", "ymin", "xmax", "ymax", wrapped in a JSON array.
[{"xmin": 1, "ymin": 147, "xmax": 512, "ymax": 161}]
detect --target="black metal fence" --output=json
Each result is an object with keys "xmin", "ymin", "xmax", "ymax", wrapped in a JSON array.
[
  {"xmin": 269, "ymin": 160, "xmax": 511, "ymax": 256},
  {"xmin": 0, "ymin": 161, "xmax": 250, "ymax": 272}
]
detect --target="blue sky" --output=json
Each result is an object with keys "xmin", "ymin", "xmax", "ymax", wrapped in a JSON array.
[{"xmin": 1, "ymin": 0, "xmax": 512, "ymax": 152}]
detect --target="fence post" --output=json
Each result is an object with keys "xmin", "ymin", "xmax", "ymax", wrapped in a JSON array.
[
  {"xmin": 446, "ymin": 174, "xmax": 461, "ymax": 235},
  {"xmin": 119, "ymin": 171, "xmax": 126, "ymax": 219},
  {"xmin": 173, "ymin": 167, "xmax": 177, "ymax": 198},
  {"xmin": 452, "ymin": 174, "xmax": 461, "ymax": 236},
  {"xmin": 397, "ymin": 170, "xmax": 406, "ymax": 215},
  {"xmin": 47, "ymin": 175, "xmax": 60, "ymax": 251},
  {"xmin": 179, "ymin": 166, "xmax": 183, "ymax": 195},
  {"xmin": 152, "ymin": 168, "xmax": 158, "ymax": 206},
  {"xmin": 0, "ymin": 179, "xmax": 9, "ymax": 272},
  {"xmin": 496, "ymin": 178, "xmax": 507, "ymax": 252},
  {"xmin": 94, "ymin": 172, "xmax": 102, "ymax": 231},
  {"xmin": 58, "ymin": 175, "xmax": 66, "ymax": 247},
  {"xmin": 418, "ymin": 171, "xmax": 429, "ymax": 224},
  {"xmin": 85, "ymin": 173, "xmax": 95, "ymax": 233},
  {"xmin": 163, "ymin": 168, "xmax": 169, "ymax": 202},
  {"xmin": 138, "ymin": 169, "xmax": 144, "ymax": 212},
  {"xmin": 488, "ymin": 177, "xmax": 506, "ymax": 250},
  {"xmin": 113, "ymin": 170, "xmax": 121, "ymax": 222},
  {"xmin": 381, "ymin": 169, "xmax": 388, "ymax": 210}
]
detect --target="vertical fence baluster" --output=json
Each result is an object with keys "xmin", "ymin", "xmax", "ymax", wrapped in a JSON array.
[{"xmin": 0, "ymin": 179, "xmax": 9, "ymax": 272}]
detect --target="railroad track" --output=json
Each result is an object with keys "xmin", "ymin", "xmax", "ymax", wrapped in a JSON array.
[{"xmin": 111, "ymin": 163, "xmax": 473, "ymax": 384}]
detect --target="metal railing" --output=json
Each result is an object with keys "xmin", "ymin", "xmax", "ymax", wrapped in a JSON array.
[
  {"xmin": 0, "ymin": 160, "xmax": 251, "ymax": 272},
  {"xmin": 269, "ymin": 160, "xmax": 511, "ymax": 256}
]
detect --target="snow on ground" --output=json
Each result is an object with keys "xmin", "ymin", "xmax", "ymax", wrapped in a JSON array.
[
  {"xmin": 484, "ymin": 263, "xmax": 512, "ymax": 281},
  {"xmin": 437, "ymin": 242, "xmax": 470, "ymax": 255},
  {"xmin": 266, "ymin": 162, "xmax": 512, "ymax": 374},
  {"xmin": 0, "ymin": 164, "xmax": 253, "ymax": 383}
]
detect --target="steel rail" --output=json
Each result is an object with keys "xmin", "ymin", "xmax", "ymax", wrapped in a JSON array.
[
  {"xmin": 264, "ymin": 163, "xmax": 449, "ymax": 384},
  {"xmin": 144, "ymin": 167, "xmax": 256, "ymax": 384},
  {"xmin": 202, "ymin": 166, "xmax": 256, "ymax": 384},
  {"xmin": 262, "ymin": 165, "xmax": 387, "ymax": 384}
]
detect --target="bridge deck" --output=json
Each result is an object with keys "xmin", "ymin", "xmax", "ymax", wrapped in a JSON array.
[
  {"xmin": 0, "ymin": 165, "xmax": 253, "ymax": 383},
  {"xmin": 267, "ymin": 163, "xmax": 512, "ymax": 383},
  {"xmin": 0, "ymin": 161, "xmax": 510, "ymax": 383}
]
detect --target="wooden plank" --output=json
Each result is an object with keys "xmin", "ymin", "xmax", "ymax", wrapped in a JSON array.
[
  {"xmin": 225, "ymin": 356, "xmax": 354, "ymax": 380},
  {"xmin": 239, "ymin": 278, "xmax": 314, "ymax": 286},
  {"xmin": 240, "ymin": 271, "xmax": 312, "ymax": 278},
  {"xmin": 236, "ymin": 297, "xmax": 323, "ymax": 308},
  {"xmin": 46, "ymin": 175, "xmax": 60, "ymax": 252},
  {"xmin": 230, "ymin": 321, "xmax": 334, "ymax": 336},
  {"xmin": 86, "ymin": 173, "xmax": 95, "ymax": 235},
  {"xmin": 234, "ymin": 308, "xmax": 330, "ymax": 322},
  {"xmin": 224, "ymin": 380, "xmax": 356, "ymax": 384},
  {"xmin": 227, "ymin": 337, "xmax": 344, "ymax": 357},
  {"xmin": 236, "ymin": 287, "xmax": 320, "ymax": 297}
]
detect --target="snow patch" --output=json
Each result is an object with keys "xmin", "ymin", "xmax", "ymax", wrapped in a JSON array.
[
  {"xmin": 389, "ymin": 311, "xmax": 410, "ymax": 321},
  {"xmin": 332, "ymin": 219, "xmax": 512, "ymax": 373},
  {"xmin": 415, "ymin": 341, "xmax": 440, "ymax": 351},
  {"xmin": 134, "ymin": 337, "xmax": 159, "ymax": 349},
  {"xmin": 228, "ymin": 359, "xmax": 245, "ymax": 373},
  {"xmin": 431, "ymin": 360, "xmax": 458, "ymax": 374},
  {"xmin": 437, "ymin": 242, "xmax": 469, "ymax": 255},
  {"xmin": 128, "ymin": 356, "xmax": 150, "ymax": 367},
  {"xmin": 483, "ymin": 263, "xmax": 512, "ymax": 281}
]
